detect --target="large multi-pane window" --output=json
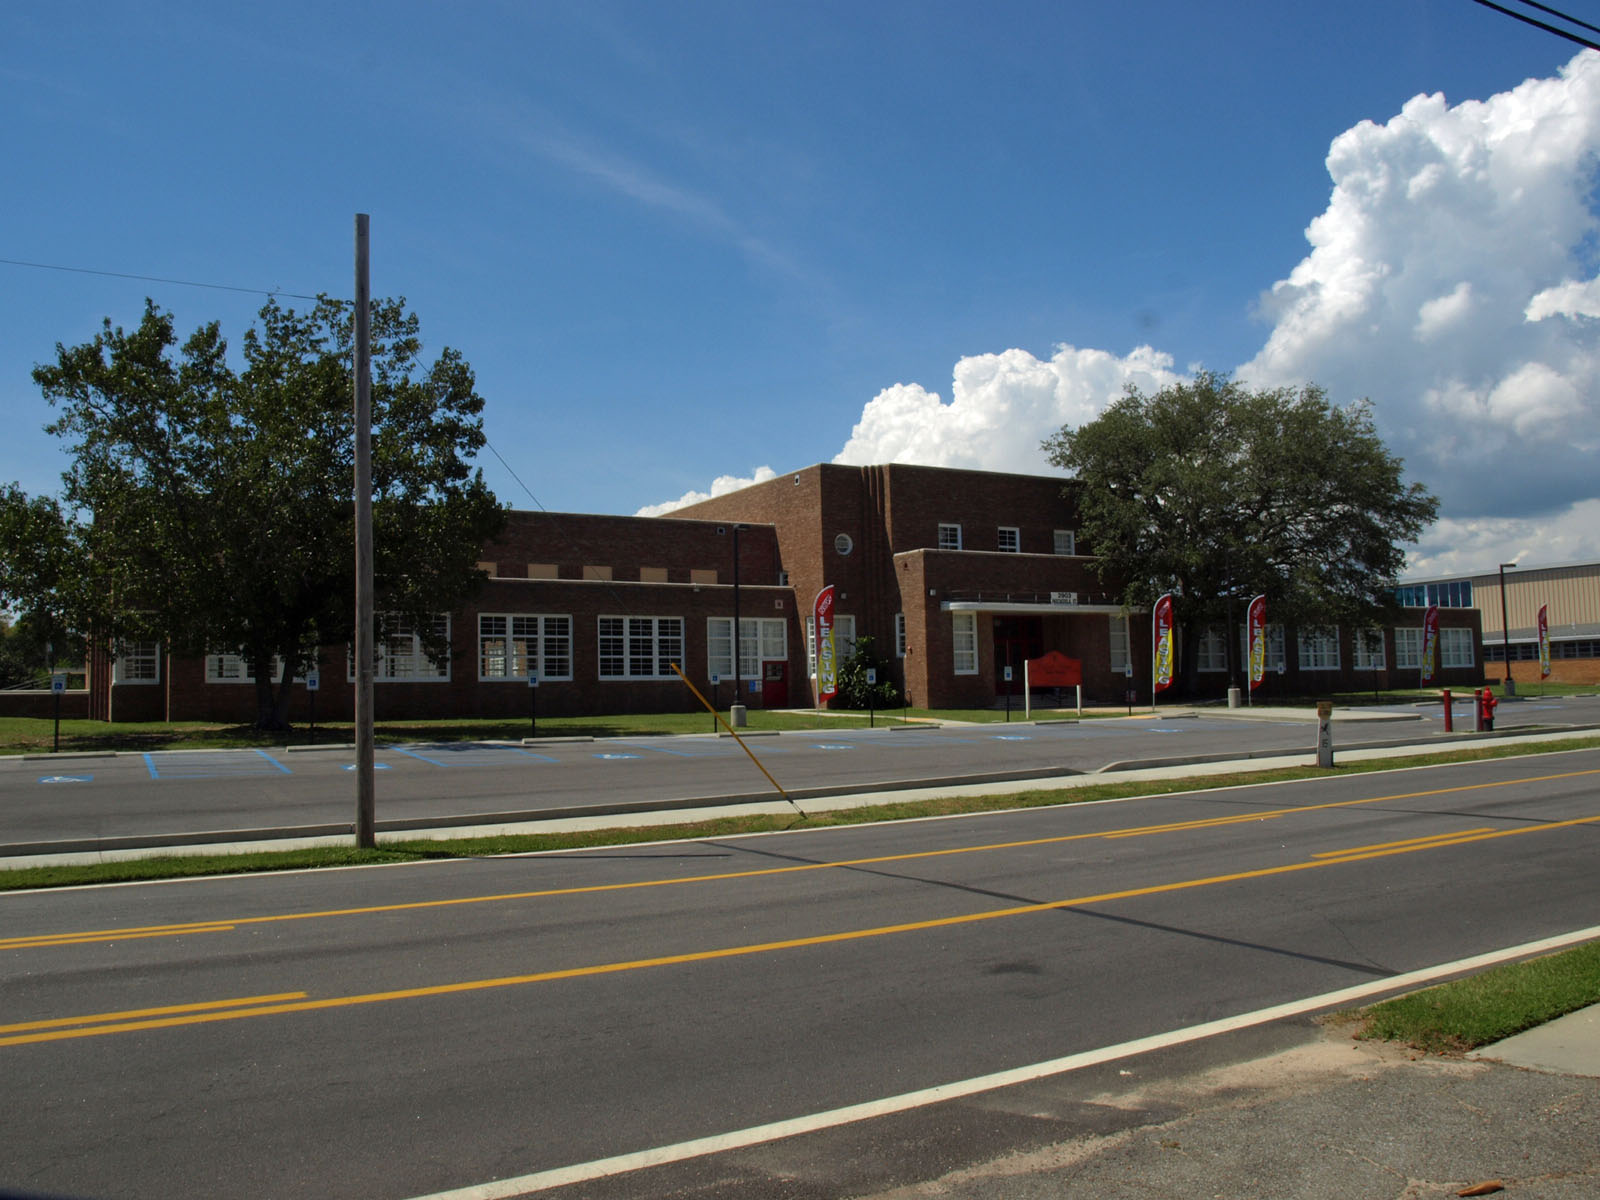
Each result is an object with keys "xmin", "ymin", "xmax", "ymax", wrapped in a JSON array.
[
  {"xmin": 952, "ymin": 612, "xmax": 978, "ymax": 674},
  {"xmin": 1297, "ymin": 627, "xmax": 1341, "ymax": 671},
  {"xmin": 205, "ymin": 652, "xmax": 291, "ymax": 683},
  {"xmin": 1196, "ymin": 628, "xmax": 1228, "ymax": 672},
  {"xmin": 352, "ymin": 614, "xmax": 450, "ymax": 680},
  {"xmin": 1395, "ymin": 627, "xmax": 1423, "ymax": 670},
  {"xmin": 806, "ymin": 614, "xmax": 857, "ymax": 676},
  {"xmin": 598, "ymin": 616, "xmax": 682, "ymax": 680},
  {"xmin": 937, "ymin": 523, "xmax": 962, "ymax": 550},
  {"xmin": 1440, "ymin": 627, "xmax": 1475, "ymax": 669},
  {"xmin": 997, "ymin": 526, "xmax": 1020, "ymax": 553},
  {"xmin": 113, "ymin": 641, "xmax": 160, "ymax": 684},
  {"xmin": 1394, "ymin": 581, "xmax": 1473, "ymax": 608},
  {"xmin": 707, "ymin": 617, "xmax": 786, "ymax": 680},
  {"xmin": 1108, "ymin": 616, "xmax": 1130, "ymax": 674},
  {"xmin": 1243, "ymin": 624, "xmax": 1288, "ymax": 675},
  {"xmin": 894, "ymin": 613, "xmax": 907, "ymax": 658},
  {"xmin": 1053, "ymin": 529, "xmax": 1076, "ymax": 555},
  {"xmin": 479, "ymin": 614, "xmax": 572, "ymax": 681},
  {"xmin": 1351, "ymin": 629, "xmax": 1386, "ymax": 671}
]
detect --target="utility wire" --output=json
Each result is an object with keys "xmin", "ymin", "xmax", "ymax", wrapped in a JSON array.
[
  {"xmin": 1467, "ymin": 0, "xmax": 1600, "ymax": 51},
  {"xmin": 1515, "ymin": 0, "xmax": 1600, "ymax": 37},
  {"xmin": 0, "ymin": 256, "xmax": 327, "ymax": 301}
]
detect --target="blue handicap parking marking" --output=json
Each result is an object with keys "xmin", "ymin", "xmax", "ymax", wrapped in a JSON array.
[
  {"xmin": 1147, "ymin": 727, "xmax": 1185, "ymax": 734},
  {"xmin": 143, "ymin": 749, "xmax": 293, "ymax": 780},
  {"xmin": 342, "ymin": 762, "xmax": 392, "ymax": 771},
  {"xmin": 595, "ymin": 752, "xmax": 642, "ymax": 761},
  {"xmin": 39, "ymin": 774, "xmax": 93, "ymax": 784},
  {"xmin": 811, "ymin": 743, "xmax": 855, "ymax": 751},
  {"xmin": 993, "ymin": 734, "xmax": 1031, "ymax": 741}
]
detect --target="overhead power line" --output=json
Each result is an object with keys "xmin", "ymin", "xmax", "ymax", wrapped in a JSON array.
[
  {"xmin": 1467, "ymin": 0, "xmax": 1600, "ymax": 51},
  {"xmin": 0, "ymin": 256, "xmax": 327, "ymax": 301}
]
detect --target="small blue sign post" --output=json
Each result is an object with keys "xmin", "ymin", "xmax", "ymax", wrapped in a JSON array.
[
  {"xmin": 305, "ymin": 670, "xmax": 320, "ymax": 744},
  {"xmin": 51, "ymin": 671, "xmax": 66, "ymax": 753},
  {"xmin": 528, "ymin": 671, "xmax": 538, "ymax": 736}
]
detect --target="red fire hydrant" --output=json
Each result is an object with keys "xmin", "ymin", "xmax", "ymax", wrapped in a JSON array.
[{"xmin": 1477, "ymin": 687, "xmax": 1498, "ymax": 732}]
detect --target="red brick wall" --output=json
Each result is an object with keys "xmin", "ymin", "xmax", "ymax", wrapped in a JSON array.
[{"xmin": 0, "ymin": 690, "xmax": 90, "ymax": 720}]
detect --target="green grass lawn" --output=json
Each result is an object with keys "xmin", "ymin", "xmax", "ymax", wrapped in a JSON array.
[{"xmin": 1345, "ymin": 939, "xmax": 1600, "ymax": 1053}]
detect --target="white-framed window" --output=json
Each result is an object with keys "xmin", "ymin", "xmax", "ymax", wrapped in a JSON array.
[
  {"xmin": 1441, "ymin": 627, "xmax": 1475, "ymax": 669},
  {"xmin": 1352, "ymin": 629, "xmax": 1386, "ymax": 671},
  {"xmin": 837, "ymin": 614, "xmax": 856, "ymax": 661},
  {"xmin": 1297, "ymin": 627, "xmax": 1341, "ymax": 671},
  {"xmin": 205, "ymin": 652, "xmax": 293, "ymax": 684},
  {"xmin": 952, "ymin": 612, "xmax": 978, "ymax": 674},
  {"xmin": 1053, "ymin": 529, "xmax": 1076, "ymax": 555},
  {"xmin": 1239, "ymin": 623, "xmax": 1288, "ymax": 674},
  {"xmin": 707, "ymin": 617, "xmax": 787, "ymax": 680},
  {"xmin": 937, "ymin": 523, "xmax": 962, "ymax": 550},
  {"xmin": 1109, "ymin": 615, "xmax": 1131, "ymax": 674},
  {"xmin": 479, "ymin": 613, "xmax": 572, "ymax": 681},
  {"xmin": 1395, "ymin": 627, "xmax": 1423, "ymax": 670},
  {"xmin": 113, "ymin": 640, "xmax": 160, "ymax": 685},
  {"xmin": 206, "ymin": 652, "xmax": 252, "ymax": 683},
  {"xmin": 894, "ymin": 612, "xmax": 906, "ymax": 658},
  {"xmin": 997, "ymin": 526, "xmax": 1020, "ymax": 553},
  {"xmin": 598, "ymin": 616, "xmax": 682, "ymax": 680},
  {"xmin": 1196, "ymin": 628, "xmax": 1227, "ymax": 673},
  {"xmin": 351, "ymin": 614, "xmax": 451, "ymax": 681},
  {"xmin": 809, "ymin": 613, "xmax": 858, "ymax": 677}
]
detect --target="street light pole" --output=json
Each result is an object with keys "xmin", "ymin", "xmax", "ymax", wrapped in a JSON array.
[
  {"xmin": 730, "ymin": 524, "xmax": 747, "ymax": 727},
  {"xmin": 1498, "ymin": 562, "xmax": 1516, "ymax": 695}
]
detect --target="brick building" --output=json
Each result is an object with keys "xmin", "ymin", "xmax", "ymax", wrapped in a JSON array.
[{"xmin": 79, "ymin": 462, "xmax": 1486, "ymax": 722}]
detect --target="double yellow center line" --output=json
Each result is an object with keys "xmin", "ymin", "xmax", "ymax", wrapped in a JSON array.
[{"xmin": 4, "ymin": 767, "xmax": 1597, "ymax": 1048}]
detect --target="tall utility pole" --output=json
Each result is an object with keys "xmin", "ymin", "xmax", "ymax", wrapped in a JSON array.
[
  {"xmin": 1498, "ymin": 562, "xmax": 1516, "ymax": 695},
  {"xmin": 354, "ymin": 214, "xmax": 376, "ymax": 847}
]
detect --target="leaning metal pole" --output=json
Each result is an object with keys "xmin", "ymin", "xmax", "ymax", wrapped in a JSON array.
[{"xmin": 354, "ymin": 214, "xmax": 376, "ymax": 848}]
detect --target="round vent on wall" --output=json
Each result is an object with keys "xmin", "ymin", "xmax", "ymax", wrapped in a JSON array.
[{"xmin": 835, "ymin": 533, "xmax": 853, "ymax": 556}]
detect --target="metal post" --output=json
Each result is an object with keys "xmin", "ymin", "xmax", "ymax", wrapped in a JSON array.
[
  {"xmin": 353, "ymin": 214, "xmax": 376, "ymax": 849},
  {"xmin": 730, "ymin": 525, "xmax": 746, "ymax": 728},
  {"xmin": 1498, "ymin": 563, "xmax": 1516, "ymax": 695}
]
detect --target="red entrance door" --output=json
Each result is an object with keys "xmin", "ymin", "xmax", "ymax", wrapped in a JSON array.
[{"xmin": 762, "ymin": 661, "xmax": 788, "ymax": 708}]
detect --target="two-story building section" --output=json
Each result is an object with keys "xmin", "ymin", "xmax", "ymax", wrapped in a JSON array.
[{"xmin": 72, "ymin": 461, "xmax": 1487, "ymax": 723}]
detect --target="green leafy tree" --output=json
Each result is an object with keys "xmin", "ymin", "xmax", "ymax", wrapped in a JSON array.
[
  {"xmin": 1042, "ymin": 371, "xmax": 1438, "ymax": 690},
  {"xmin": 7, "ymin": 296, "xmax": 504, "ymax": 728},
  {"xmin": 832, "ymin": 634, "xmax": 902, "ymax": 710}
]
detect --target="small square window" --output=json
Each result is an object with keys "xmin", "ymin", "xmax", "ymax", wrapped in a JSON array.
[
  {"xmin": 1053, "ymin": 529, "xmax": 1075, "ymax": 555},
  {"xmin": 998, "ymin": 526, "xmax": 1020, "ymax": 553},
  {"xmin": 938, "ymin": 523, "xmax": 962, "ymax": 550}
]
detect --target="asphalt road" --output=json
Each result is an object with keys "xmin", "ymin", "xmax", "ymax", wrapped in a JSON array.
[
  {"xmin": 3, "ymin": 747, "xmax": 1598, "ymax": 1199},
  {"xmin": 4, "ymin": 694, "xmax": 1598, "ymax": 854}
]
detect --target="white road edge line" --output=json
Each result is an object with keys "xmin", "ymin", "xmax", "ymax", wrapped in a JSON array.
[{"xmin": 406, "ymin": 923, "xmax": 1600, "ymax": 1200}]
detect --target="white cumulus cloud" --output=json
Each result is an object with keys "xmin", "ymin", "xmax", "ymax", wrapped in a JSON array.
[
  {"xmin": 644, "ymin": 52, "xmax": 1600, "ymax": 564},
  {"xmin": 833, "ymin": 344, "xmax": 1181, "ymax": 473},
  {"xmin": 636, "ymin": 466, "xmax": 779, "ymax": 516},
  {"xmin": 1240, "ymin": 50, "xmax": 1600, "ymax": 525}
]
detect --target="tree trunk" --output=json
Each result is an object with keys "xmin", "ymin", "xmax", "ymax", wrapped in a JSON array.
[{"xmin": 251, "ymin": 649, "xmax": 292, "ymax": 731}]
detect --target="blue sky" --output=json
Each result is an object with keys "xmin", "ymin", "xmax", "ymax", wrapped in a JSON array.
[{"xmin": 4, "ymin": 2, "xmax": 1597, "ymax": 573}]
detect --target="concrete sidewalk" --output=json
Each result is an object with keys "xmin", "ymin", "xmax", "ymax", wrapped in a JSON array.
[{"xmin": 838, "ymin": 1013, "xmax": 1600, "ymax": 1200}]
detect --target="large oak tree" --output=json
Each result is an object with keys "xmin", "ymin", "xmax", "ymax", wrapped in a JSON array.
[
  {"xmin": 5, "ymin": 295, "xmax": 504, "ymax": 728},
  {"xmin": 1042, "ymin": 371, "xmax": 1438, "ymax": 689}
]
